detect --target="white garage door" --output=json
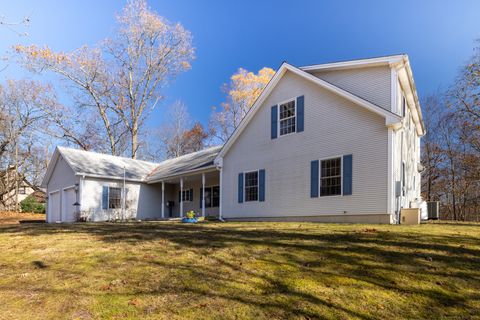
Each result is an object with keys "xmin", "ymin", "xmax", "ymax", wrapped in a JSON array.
[
  {"xmin": 62, "ymin": 188, "xmax": 77, "ymax": 222},
  {"xmin": 49, "ymin": 191, "xmax": 61, "ymax": 223}
]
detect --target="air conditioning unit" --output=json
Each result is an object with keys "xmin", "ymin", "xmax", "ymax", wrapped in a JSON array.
[{"xmin": 427, "ymin": 201, "xmax": 440, "ymax": 220}]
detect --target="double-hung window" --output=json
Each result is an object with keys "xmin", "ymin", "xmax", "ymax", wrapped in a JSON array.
[
  {"xmin": 108, "ymin": 187, "xmax": 122, "ymax": 209},
  {"xmin": 244, "ymin": 171, "xmax": 258, "ymax": 202},
  {"xmin": 201, "ymin": 186, "xmax": 220, "ymax": 208},
  {"xmin": 320, "ymin": 157, "xmax": 342, "ymax": 196},
  {"xmin": 181, "ymin": 189, "xmax": 193, "ymax": 202},
  {"xmin": 279, "ymin": 99, "xmax": 296, "ymax": 136},
  {"xmin": 102, "ymin": 186, "xmax": 128, "ymax": 210}
]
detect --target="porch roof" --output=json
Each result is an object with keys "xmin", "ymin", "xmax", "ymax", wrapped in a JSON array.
[{"xmin": 146, "ymin": 146, "xmax": 222, "ymax": 183}]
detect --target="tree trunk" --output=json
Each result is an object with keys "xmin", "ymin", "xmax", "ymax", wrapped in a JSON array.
[{"xmin": 131, "ymin": 123, "xmax": 138, "ymax": 159}]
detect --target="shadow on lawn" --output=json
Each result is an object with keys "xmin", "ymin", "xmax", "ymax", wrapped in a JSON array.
[{"xmin": 1, "ymin": 222, "xmax": 480, "ymax": 319}]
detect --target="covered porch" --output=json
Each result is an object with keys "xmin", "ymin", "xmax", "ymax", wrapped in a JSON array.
[
  {"xmin": 149, "ymin": 169, "xmax": 220, "ymax": 218},
  {"xmin": 145, "ymin": 146, "xmax": 222, "ymax": 219}
]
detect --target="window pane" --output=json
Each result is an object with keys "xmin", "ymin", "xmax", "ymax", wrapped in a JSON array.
[
  {"xmin": 212, "ymin": 186, "xmax": 220, "ymax": 207},
  {"xmin": 280, "ymin": 117, "xmax": 296, "ymax": 135},
  {"xmin": 279, "ymin": 100, "xmax": 296, "ymax": 136},
  {"xmin": 279, "ymin": 100, "xmax": 295, "ymax": 120},
  {"xmin": 182, "ymin": 189, "xmax": 192, "ymax": 202},
  {"xmin": 204, "ymin": 187, "xmax": 212, "ymax": 208},
  {"xmin": 320, "ymin": 157, "xmax": 342, "ymax": 196},
  {"xmin": 244, "ymin": 171, "xmax": 258, "ymax": 202},
  {"xmin": 109, "ymin": 187, "xmax": 122, "ymax": 209}
]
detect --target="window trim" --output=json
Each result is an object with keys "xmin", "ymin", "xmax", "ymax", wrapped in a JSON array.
[
  {"xmin": 243, "ymin": 170, "xmax": 259, "ymax": 202},
  {"xmin": 181, "ymin": 189, "xmax": 193, "ymax": 202},
  {"xmin": 108, "ymin": 186, "xmax": 123, "ymax": 209},
  {"xmin": 318, "ymin": 155, "xmax": 344, "ymax": 198},
  {"xmin": 277, "ymin": 97, "xmax": 297, "ymax": 137},
  {"xmin": 202, "ymin": 185, "xmax": 220, "ymax": 208}
]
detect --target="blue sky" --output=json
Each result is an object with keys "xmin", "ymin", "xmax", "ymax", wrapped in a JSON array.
[{"xmin": 1, "ymin": 0, "xmax": 480, "ymax": 128}]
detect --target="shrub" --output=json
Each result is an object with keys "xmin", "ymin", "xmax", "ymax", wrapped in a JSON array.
[{"xmin": 20, "ymin": 195, "xmax": 45, "ymax": 214}]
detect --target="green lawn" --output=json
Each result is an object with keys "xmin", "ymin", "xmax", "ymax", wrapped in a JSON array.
[{"xmin": 0, "ymin": 220, "xmax": 479, "ymax": 319}]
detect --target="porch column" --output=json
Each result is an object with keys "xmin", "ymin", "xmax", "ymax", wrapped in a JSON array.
[
  {"xmin": 202, "ymin": 173, "xmax": 206, "ymax": 217},
  {"xmin": 219, "ymin": 167, "xmax": 223, "ymax": 220},
  {"xmin": 161, "ymin": 181, "xmax": 165, "ymax": 218},
  {"xmin": 180, "ymin": 177, "xmax": 184, "ymax": 218}
]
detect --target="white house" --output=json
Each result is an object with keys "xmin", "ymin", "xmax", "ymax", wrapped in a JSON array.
[{"xmin": 42, "ymin": 54, "xmax": 425, "ymax": 224}]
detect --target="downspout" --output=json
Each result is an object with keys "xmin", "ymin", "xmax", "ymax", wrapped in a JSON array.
[{"xmin": 215, "ymin": 158, "xmax": 225, "ymax": 222}]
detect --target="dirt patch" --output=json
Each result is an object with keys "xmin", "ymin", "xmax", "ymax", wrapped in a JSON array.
[{"xmin": 0, "ymin": 211, "xmax": 45, "ymax": 225}]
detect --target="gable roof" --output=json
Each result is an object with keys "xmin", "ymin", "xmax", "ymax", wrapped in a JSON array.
[
  {"xmin": 60, "ymin": 147, "xmax": 158, "ymax": 181},
  {"xmin": 216, "ymin": 61, "xmax": 402, "ymax": 160},
  {"xmin": 302, "ymin": 54, "xmax": 425, "ymax": 136},
  {"xmin": 42, "ymin": 146, "xmax": 222, "ymax": 187},
  {"xmin": 146, "ymin": 146, "xmax": 221, "ymax": 183}
]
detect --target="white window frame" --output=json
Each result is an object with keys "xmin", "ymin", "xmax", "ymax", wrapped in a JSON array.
[
  {"xmin": 108, "ymin": 187, "xmax": 123, "ymax": 209},
  {"xmin": 319, "ymin": 155, "xmax": 343, "ymax": 197},
  {"xmin": 278, "ymin": 97, "xmax": 297, "ymax": 137},
  {"xmin": 243, "ymin": 170, "xmax": 259, "ymax": 202}
]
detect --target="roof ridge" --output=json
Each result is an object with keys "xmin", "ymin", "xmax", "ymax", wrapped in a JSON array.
[
  {"xmin": 299, "ymin": 54, "xmax": 406, "ymax": 70},
  {"xmin": 57, "ymin": 146, "xmax": 159, "ymax": 166}
]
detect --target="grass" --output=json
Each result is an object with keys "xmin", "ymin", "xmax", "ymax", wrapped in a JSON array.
[
  {"xmin": 0, "ymin": 214, "xmax": 479, "ymax": 319},
  {"xmin": 0, "ymin": 211, "xmax": 46, "ymax": 225}
]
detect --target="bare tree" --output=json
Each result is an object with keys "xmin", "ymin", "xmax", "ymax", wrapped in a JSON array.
[
  {"xmin": 0, "ymin": 15, "xmax": 29, "ymax": 36},
  {"xmin": 421, "ymin": 94, "xmax": 445, "ymax": 202},
  {"xmin": 15, "ymin": 0, "xmax": 195, "ymax": 158},
  {"xmin": 0, "ymin": 80, "xmax": 52, "ymax": 209},
  {"xmin": 153, "ymin": 101, "xmax": 209, "ymax": 159}
]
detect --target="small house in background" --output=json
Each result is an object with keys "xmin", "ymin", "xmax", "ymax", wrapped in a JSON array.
[
  {"xmin": 0, "ymin": 166, "xmax": 46, "ymax": 212},
  {"xmin": 42, "ymin": 55, "xmax": 425, "ymax": 224}
]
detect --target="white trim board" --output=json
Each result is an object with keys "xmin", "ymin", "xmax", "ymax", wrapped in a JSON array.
[{"xmin": 300, "ymin": 55, "xmax": 405, "ymax": 72}]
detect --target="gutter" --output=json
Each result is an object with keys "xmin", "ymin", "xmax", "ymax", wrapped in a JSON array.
[
  {"xmin": 146, "ymin": 165, "xmax": 218, "ymax": 184},
  {"xmin": 75, "ymin": 173, "xmax": 145, "ymax": 183}
]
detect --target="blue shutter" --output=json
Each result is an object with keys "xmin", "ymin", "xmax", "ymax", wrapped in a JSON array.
[
  {"xmin": 343, "ymin": 154, "xmax": 353, "ymax": 195},
  {"xmin": 310, "ymin": 160, "xmax": 319, "ymax": 198},
  {"xmin": 259, "ymin": 169, "xmax": 265, "ymax": 202},
  {"xmin": 297, "ymin": 95, "xmax": 304, "ymax": 132},
  {"xmin": 238, "ymin": 173, "xmax": 244, "ymax": 203},
  {"xmin": 102, "ymin": 186, "xmax": 109, "ymax": 209},
  {"xmin": 271, "ymin": 105, "xmax": 278, "ymax": 139}
]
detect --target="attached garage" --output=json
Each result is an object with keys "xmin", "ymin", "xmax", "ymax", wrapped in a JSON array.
[
  {"xmin": 48, "ymin": 191, "xmax": 61, "ymax": 223},
  {"xmin": 62, "ymin": 187, "xmax": 77, "ymax": 222}
]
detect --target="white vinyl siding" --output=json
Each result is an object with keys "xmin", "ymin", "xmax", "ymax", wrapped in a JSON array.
[
  {"xmin": 311, "ymin": 66, "xmax": 392, "ymax": 112},
  {"xmin": 393, "ymin": 92, "xmax": 422, "ymax": 210},
  {"xmin": 222, "ymin": 70, "xmax": 388, "ymax": 218}
]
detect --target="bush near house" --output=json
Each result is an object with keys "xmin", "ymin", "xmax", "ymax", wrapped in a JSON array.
[{"xmin": 20, "ymin": 195, "xmax": 45, "ymax": 214}]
